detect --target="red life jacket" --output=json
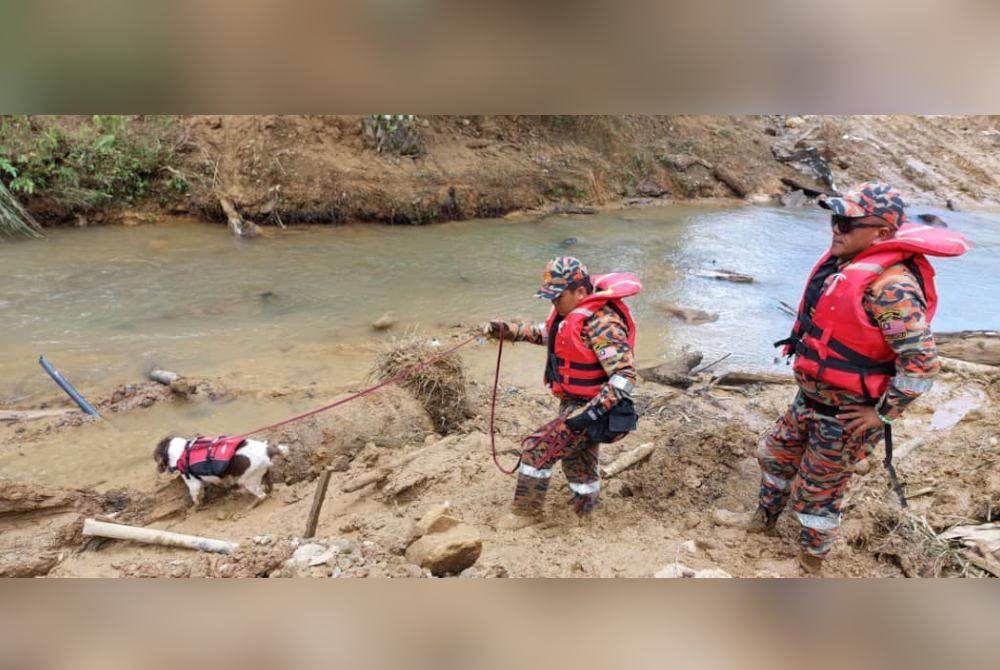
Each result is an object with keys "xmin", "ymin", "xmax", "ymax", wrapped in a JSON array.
[
  {"xmin": 780, "ymin": 223, "xmax": 970, "ymax": 399},
  {"xmin": 544, "ymin": 272, "xmax": 641, "ymax": 400},
  {"xmin": 175, "ymin": 435, "xmax": 246, "ymax": 478}
]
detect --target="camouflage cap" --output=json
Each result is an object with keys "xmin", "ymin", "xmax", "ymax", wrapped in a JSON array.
[
  {"xmin": 818, "ymin": 181, "xmax": 908, "ymax": 229},
  {"xmin": 535, "ymin": 256, "xmax": 589, "ymax": 300}
]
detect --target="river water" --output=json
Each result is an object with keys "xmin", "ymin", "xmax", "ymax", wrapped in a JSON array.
[{"xmin": 2, "ymin": 204, "xmax": 999, "ymax": 406}]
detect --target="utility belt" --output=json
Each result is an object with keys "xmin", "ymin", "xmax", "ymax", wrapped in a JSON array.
[{"xmin": 799, "ymin": 393, "xmax": 907, "ymax": 508}]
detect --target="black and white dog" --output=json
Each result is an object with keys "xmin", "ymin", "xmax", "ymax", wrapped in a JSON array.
[{"xmin": 153, "ymin": 436, "xmax": 288, "ymax": 508}]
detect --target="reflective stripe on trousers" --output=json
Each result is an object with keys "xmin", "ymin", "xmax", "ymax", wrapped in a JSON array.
[
  {"xmin": 568, "ymin": 480, "xmax": 600, "ymax": 495},
  {"xmin": 519, "ymin": 463, "xmax": 553, "ymax": 479}
]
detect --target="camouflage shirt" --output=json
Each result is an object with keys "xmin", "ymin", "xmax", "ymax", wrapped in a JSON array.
[
  {"xmin": 795, "ymin": 261, "xmax": 939, "ymax": 419},
  {"xmin": 495, "ymin": 304, "xmax": 637, "ymax": 417}
]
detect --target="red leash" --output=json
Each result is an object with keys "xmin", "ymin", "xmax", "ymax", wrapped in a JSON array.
[
  {"xmin": 488, "ymin": 324, "xmax": 571, "ymax": 477},
  {"xmin": 238, "ymin": 334, "xmax": 479, "ymax": 439},
  {"xmin": 489, "ymin": 325, "xmax": 520, "ymax": 475}
]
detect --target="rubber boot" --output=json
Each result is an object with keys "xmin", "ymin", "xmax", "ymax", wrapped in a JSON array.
[
  {"xmin": 745, "ymin": 506, "xmax": 781, "ymax": 536},
  {"xmin": 498, "ymin": 473, "xmax": 548, "ymax": 530},
  {"xmin": 798, "ymin": 549, "xmax": 824, "ymax": 576}
]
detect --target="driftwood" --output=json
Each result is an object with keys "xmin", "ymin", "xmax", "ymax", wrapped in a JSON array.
[
  {"xmin": 638, "ymin": 351, "xmax": 703, "ymax": 389},
  {"xmin": 694, "ymin": 269, "xmax": 754, "ymax": 284},
  {"xmin": 654, "ymin": 303, "xmax": 719, "ymax": 324},
  {"xmin": 939, "ymin": 522, "xmax": 1000, "ymax": 556},
  {"xmin": 601, "ymin": 443, "xmax": 656, "ymax": 478},
  {"xmin": 894, "ymin": 436, "xmax": 928, "ymax": 462},
  {"xmin": 934, "ymin": 331, "xmax": 1000, "ymax": 367},
  {"xmin": 219, "ymin": 196, "xmax": 260, "ymax": 238},
  {"xmin": 303, "ymin": 469, "xmax": 333, "ymax": 539},
  {"xmin": 82, "ymin": 518, "xmax": 238, "ymax": 554},
  {"xmin": 713, "ymin": 165, "xmax": 750, "ymax": 198},
  {"xmin": 713, "ymin": 371, "xmax": 792, "ymax": 386},
  {"xmin": 0, "ymin": 408, "xmax": 79, "ymax": 422},
  {"xmin": 938, "ymin": 356, "xmax": 1000, "ymax": 380}
]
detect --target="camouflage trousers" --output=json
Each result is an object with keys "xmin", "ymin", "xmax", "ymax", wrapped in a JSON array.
[
  {"xmin": 513, "ymin": 400, "xmax": 601, "ymax": 516},
  {"xmin": 757, "ymin": 392, "xmax": 883, "ymax": 558}
]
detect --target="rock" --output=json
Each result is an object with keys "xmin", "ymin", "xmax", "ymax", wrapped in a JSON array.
[
  {"xmin": 694, "ymin": 568, "xmax": 732, "ymax": 578},
  {"xmin": 680, "ymin": 540, "xmax": 698, "ymax": 555},
  {"xmin": 411, "ymin": 501, "xmax": 454, "ymax": 541},
  {"xmin": 251, "ymin": 535, "xmax": 274, "ymax": 546},
  {"xmin": 654, "ymin": 563, "xmax": 696, "ymax": 578},
  {"xmin": 405, "ymin": 522, "xmax": 482, "ymax": 576},
  {"xmin": 711, "ymin": 509, "xmax": 745, "ymax": 527},
  {"xmin": 277, "ymin": 543, "xmax": 330, "ymax": 577},
  {"xmin": 371, "ymin": 314, "xmax": 396, "ymax": 331},
  {"xmin": 330, "ymin": 455, "xmax": 351, "ymax": 472},
  {"xmin": 785, "ymin": 116, "xmax": 805, "ymax": 128},
  {"xmin": 779, "ymin": 190, "xmax": 809, "ymax": 208},
  {"xmin": 560, "ymin": 236, "xmax": 584, "ymax": 248},
  {"xmin": 460, "ymin": 564, "xmax": 508, "ymax": 578},
  {"xmin": 755, "ymin": 570, "xmax": 782, "ymax": 578}
]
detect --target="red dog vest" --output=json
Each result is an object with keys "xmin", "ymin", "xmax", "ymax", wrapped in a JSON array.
[{"xmin": 175, "ymin": 435, "xmax": 246, "ymax": 478}]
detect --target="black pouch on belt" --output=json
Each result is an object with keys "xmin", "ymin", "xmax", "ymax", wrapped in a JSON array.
[{"xmin": 585, "ymin": 398, "xmax": 639, "ymax": 444}]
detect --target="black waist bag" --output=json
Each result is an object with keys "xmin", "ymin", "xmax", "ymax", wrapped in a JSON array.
[{"xmin": 585, "ymin": 398, "xmax": 638, "ymax": 444}]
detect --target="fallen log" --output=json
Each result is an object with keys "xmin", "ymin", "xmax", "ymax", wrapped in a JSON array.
[
  {"xmin": 694, "ymin": 269, "xmax": 754, "ymax": 284},
  {"xmin": 713, "ymin": 165, "xmax": 750, "ymax": 198},
  {"xmin": 82, "ymin": 518, "xmax": 238, "ymax": 554},
  {"xmin": 0, "ymin": 408, "xmax": 79, "ymax": 422},
  {"xmin": 713, "ymin": 371, "xmax": 792, "ymax": 386},
  {"xmin": 654, "ymin": 303, "xmax": 719, "ymax": 324},
  {"xmin": 601, "ymin": 443, "xmax": 656, "ymax": 478},
  {"xmin": 934, "ymin": 331, "xmax": 1000, "ymax": 367},
  {"xmin": 938, "ymin": 356, "xmax": 1000, "ymax": 379}
]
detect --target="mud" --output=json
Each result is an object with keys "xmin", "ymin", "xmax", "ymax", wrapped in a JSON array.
[{"xmin": 4, "ymin": 347, "xmax": 997, "ymax": 578}]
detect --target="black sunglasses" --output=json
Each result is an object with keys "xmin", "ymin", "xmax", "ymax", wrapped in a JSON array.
[{"xmin": 831, "ymin": 214, "xmax": 890, "ymax": 234}]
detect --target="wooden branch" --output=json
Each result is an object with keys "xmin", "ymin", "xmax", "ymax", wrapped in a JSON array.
[
  {"xmin": 82, "ymin": 518, "xmax": 238, "ymax": 554},
  {"xmin": 219, "ymin": 196, "xmax": 260, "ymax": 238},
  {"xmin": 303, "ymin": 469, "xmax": 333, "ymax": 539},
  {"xmin": 0, "ymin": 408, "xmax": 79, "ymax": 422},
  {"xmin": 712, "ymin": 371, "xmax": 792, "ymax": 386},
  {"xmin": 601, "ymin": 443, "xmax": 656, "ymax": 479}
]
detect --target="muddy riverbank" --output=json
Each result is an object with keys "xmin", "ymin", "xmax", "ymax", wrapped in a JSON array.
[{"xmin": 5, "ymin": 116, "xmax": 1000, "ymax": 231}]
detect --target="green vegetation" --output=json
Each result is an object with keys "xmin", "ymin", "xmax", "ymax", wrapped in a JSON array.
[
  {"xmin": 362, "ymin": 115, "xmax": 425, "ymax": 156},
  {"xmin": 0, "ymin": 180, "xmax": 41, "ymax": 239},
  {"xmin": 0, "ymin": 115, "xmax": 181, "ymax": 217}
]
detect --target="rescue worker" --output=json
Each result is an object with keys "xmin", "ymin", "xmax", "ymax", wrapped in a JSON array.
[
  {"xmin": 484, "ymin": 257, "xmax": 641, "ymax": 530},
  {"xmin": 754, "ymin": 182, "xmax": 969, "ymax": 574}
]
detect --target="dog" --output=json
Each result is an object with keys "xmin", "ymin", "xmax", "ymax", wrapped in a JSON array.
[{"xmin": 153, "ymin": 435, "xmax": 289, "ymax": 508}]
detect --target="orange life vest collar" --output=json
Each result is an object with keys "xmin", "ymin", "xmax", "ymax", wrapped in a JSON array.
[
  {"xmin": 544, "ymin": 272, "xmax": 641, "ymax": 400},
  {"xmin": 780, "ymin": 223, "xmax": 969, "ymax": 399}
]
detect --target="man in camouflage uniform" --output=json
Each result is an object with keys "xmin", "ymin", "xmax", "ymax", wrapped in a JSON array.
[
  {"xmin": 484, "ymin": 257, "xmax": 638, "ymax": 530},
  {"xmin": 752, "ymin": 183, "xmax": 941, "ymax": 574}
]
